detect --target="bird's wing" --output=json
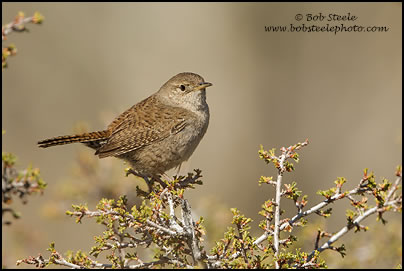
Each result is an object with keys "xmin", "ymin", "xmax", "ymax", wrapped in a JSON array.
[{"xmin": 95, "ymin": 96, "xmax": 189, "ymax": 158}]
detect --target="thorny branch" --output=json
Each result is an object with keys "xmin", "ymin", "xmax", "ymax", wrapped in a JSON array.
[
  {"xmin": 2, "ymin": 12, "xmax": 44, "ymax": 41},
  {"xmin": 2, "ymin": 152, "xmax": 46, "ymax": 225},
  {"xmin": 307, "ymin": 174, "xmax": 402, "ymax": 261},
  {"xmin": 16, "ymin": 141, "xmax": 402, "ymax": 269},
  {"xmin": 2, "ymin": 12, "xmax": 44, "ymax": 70}
]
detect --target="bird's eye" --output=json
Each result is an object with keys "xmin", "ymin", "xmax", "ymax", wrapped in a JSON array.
[{"xmin": 179, "ymin": 85, "xmax": 186, "ymax": 91}]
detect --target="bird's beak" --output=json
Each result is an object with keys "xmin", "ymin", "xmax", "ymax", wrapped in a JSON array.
[{"xmin": 194, "ymin": 82, "xmax": 213, "ymax": 91}]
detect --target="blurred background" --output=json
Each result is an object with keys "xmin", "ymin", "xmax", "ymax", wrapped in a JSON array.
[{"xmin": 2, "ymin": 2, "xmax": 401, "ymax": 268}]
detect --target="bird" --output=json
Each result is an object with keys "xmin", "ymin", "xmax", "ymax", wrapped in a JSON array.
[{"xmin": 38, "ymin": 72, "xmax": 212, "ymax": 179}]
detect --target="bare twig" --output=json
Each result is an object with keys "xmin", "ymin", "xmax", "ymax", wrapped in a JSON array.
[
  {"xmin": 307, "ymin": 198, "xmax": 401, "ymax": 261},
  {"xmin": 181, "ymin": 199, "xmax": 205, "ymax": 267},
  {"xmin": 166, "ymin": 192, "xmax": 183, "ymax": 233},
  {"xmin": 2, "ymin": 12, "xmax": 43, "ymax": 41},
  {"xmin": 273, "ymin": 153, "xmax": 285, "ymax": 269}
]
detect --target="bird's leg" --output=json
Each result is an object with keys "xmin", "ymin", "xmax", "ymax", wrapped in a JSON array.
[
  {"xmin": 174, "ymin": 163, "xmax": 182, "ymax": 179},
  {"xmin": 126, "ymin": 168, "xmax": 154, "ymax": 192},
  {"xmin": 161, "ymin": 173, "xmax": 172, "ymax": 181},
  {"xmin": 153, "ymin": 174, "xmax": 168, "ymax": 188}
]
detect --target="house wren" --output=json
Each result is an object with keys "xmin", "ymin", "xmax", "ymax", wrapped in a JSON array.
[{"xmin": 38, "ymin": 72, "xmax": 212, "ymax": 177}]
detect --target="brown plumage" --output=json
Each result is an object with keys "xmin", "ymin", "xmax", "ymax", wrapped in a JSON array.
[
  {"xmin": 38, "ymin": 72, "xmax": 212, "ymax": 177},
  {"xmin": 38, "ymin": 131, "xmax": 110, "ymax": 148}
]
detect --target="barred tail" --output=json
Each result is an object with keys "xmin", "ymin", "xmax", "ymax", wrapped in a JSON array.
[{"xmin": 38, "ymin": 130, "xmax": 110, "ymax": 148}]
